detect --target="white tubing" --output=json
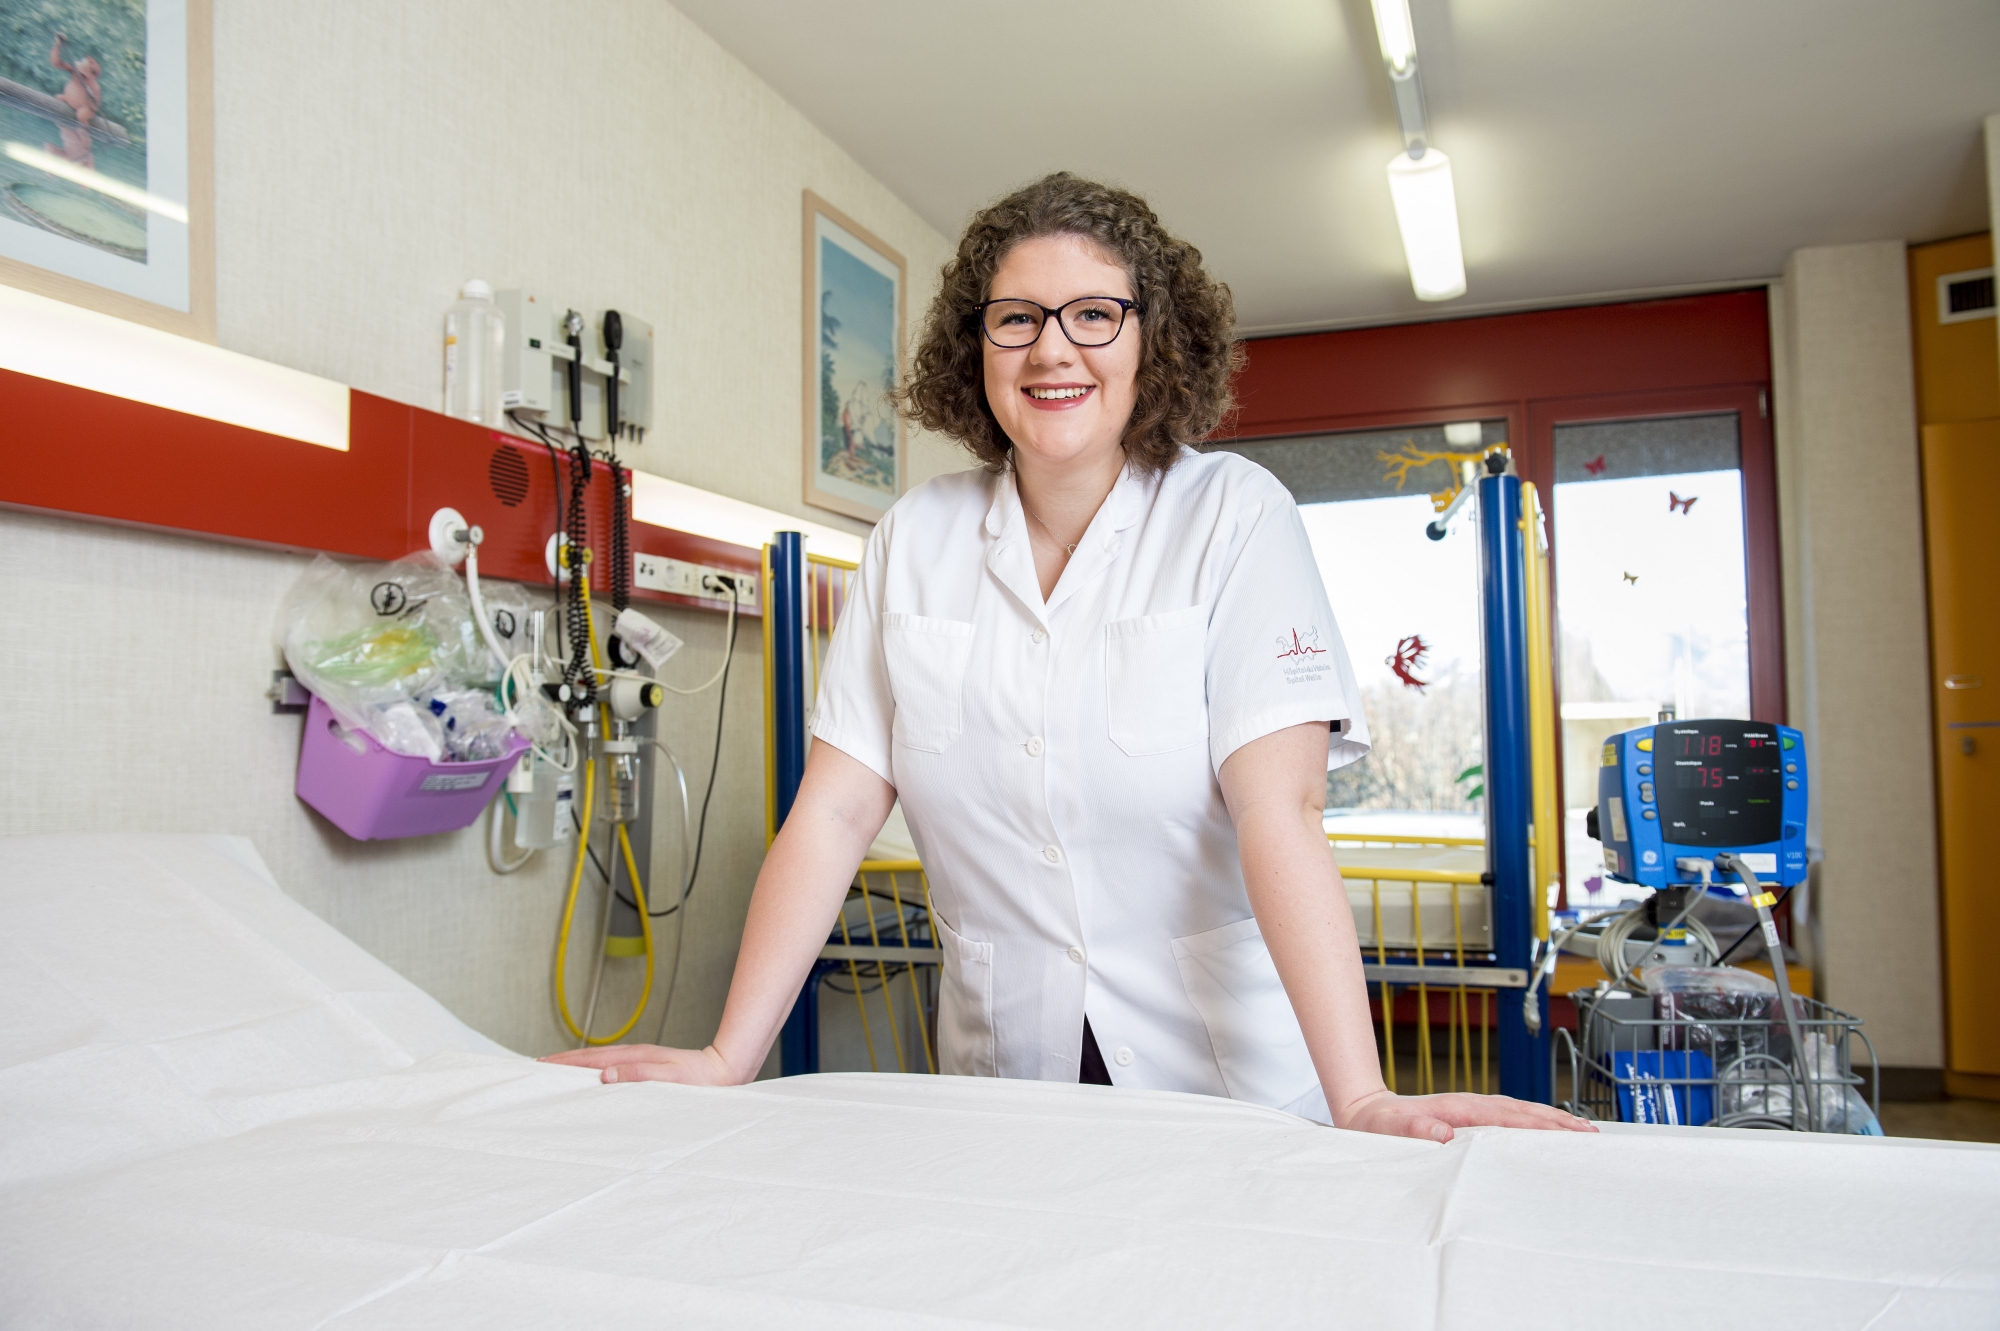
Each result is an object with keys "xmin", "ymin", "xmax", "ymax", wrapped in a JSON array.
[
  {"xmin": 487, "ymin": 792, "xmax": 534, "ymax": 874},
  {"xmin": 463, "ymin": 538, "xmax": 512, "ymax": 675}
]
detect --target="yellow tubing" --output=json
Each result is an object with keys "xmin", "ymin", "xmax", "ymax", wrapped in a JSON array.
[
  {"xmin": 550, "ymin": 569, "xmax": 657, "ymax": 1046},
  {"xmin": 552, "ymin": 756, "xmax": 600, "ymax": 1042}
]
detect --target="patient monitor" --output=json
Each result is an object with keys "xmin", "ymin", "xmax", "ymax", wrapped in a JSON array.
[{"xmin": 1597, "ymin": 719, "xmax": 1809, "ymax": 889}]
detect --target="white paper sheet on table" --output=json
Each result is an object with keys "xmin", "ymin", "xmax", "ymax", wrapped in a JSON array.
[{"xmin": 2, "ymin": 833, "xmax": 1995, "ymax": 1330}]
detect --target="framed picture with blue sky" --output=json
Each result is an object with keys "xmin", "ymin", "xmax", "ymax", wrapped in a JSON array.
[{"xmin": 802, "ymin": 189, "xmax": 905, "ymax": 523}]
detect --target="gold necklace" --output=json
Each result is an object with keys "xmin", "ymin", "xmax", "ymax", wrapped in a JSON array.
[{"xmin": 1020, "ymin": 497, "xmax": 1081, "ymax": 556}]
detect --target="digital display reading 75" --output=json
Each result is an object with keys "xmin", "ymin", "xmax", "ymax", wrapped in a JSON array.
[{"xmin": 1654, "ymin": 720, "xmax": 1782, "ymax": 845}]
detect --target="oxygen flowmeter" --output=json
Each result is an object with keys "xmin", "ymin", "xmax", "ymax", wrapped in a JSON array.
[{"xmin": 1597, "ymin": 719, "xmax": 1808, "ymax": 889}]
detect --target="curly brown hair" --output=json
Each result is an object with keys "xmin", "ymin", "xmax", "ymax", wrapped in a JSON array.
[{"xmin": 896, "ymin": 172, "xmax": 1241, "ymax": 474}]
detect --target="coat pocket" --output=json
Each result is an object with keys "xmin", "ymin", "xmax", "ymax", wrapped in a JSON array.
[
  {"xmin": 1104, "ymin": 603, "xmax": 1208, "ymax": 756},
  {"xmin": 931, "ymin": 910, "xmax": 997, "ymax": 1078},
  {"xmin": 882, "ymin": 613, "xmax": 975, "ymax": 754},
  {"xmin": 1171, "ymin": 917, "xmax": 1318, "ymax": 1109}
]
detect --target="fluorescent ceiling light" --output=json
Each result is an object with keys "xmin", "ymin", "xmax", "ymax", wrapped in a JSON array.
[
  {"xmin": 1369, "ymin": 0, "xmax": 1417, "ymax": 74},
  {"xmin": 631, "ymin": 471, "xmax": 864, "ymax": 563},
  {"xmin": 3, "ymin": 142, "xmax": 188, "ymax": 223},
  {"xmin": 0, "ymin": 283, "xmax": 349, "ymax": 449},
  {"xmin": 1386, "ymin": 148, "xmax": 1466, "ymax": 302}
]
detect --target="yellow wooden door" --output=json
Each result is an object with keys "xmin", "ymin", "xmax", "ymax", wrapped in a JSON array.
[{"xmin": 1924, "ymin": 419, "xmax": 2000, "ymax": 1078}]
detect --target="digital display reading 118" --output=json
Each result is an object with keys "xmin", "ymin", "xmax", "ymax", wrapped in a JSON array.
[{"xmin": 1655, "ymin": 721, "xmax": 1782, "ymax": 846}]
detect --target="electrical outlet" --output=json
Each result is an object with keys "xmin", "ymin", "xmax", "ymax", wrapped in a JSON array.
[{"xmin": 634, "ymin": 554, "xmax": 758, "ymax": 611}]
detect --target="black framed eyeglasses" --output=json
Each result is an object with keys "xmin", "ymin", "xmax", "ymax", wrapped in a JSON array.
[{"xmin": 974, "ymin": 296, "xmax": 1143, "ymax": 349}]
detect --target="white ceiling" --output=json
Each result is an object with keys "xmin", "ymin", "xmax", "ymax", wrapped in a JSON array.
[{"xmin": 672, "ymin": 0, "xmax": 1999, "ymax": 334}]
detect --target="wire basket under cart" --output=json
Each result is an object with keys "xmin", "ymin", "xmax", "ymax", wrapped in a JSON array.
[{"xmin": 1555, "ymin": 987, "xmax": 1881, "ymax": 1132}]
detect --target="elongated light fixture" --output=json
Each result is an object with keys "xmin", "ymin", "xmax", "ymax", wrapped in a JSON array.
[
  {"xmin": 1368, "ymin": 0, "xmax": 1467, "ymax": 301},
  {"xmin": 1386, "ymin": 148, "xmax": 1467, "ymax": 301},
  {"xmin": 631, "ymin": 471, "xmax": 863, "ymax": 563},
  {"xmin": 0, "ymin": 282, "xmax": 350, "ymax": 449},
  {"xmin": 1369, "ymin": 0, "xmax": 1417, "ymax": 75}
]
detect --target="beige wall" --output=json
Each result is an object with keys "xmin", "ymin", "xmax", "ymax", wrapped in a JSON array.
[
  {"xmin": 1769, "ymin": 242, "xmax": 1943, "ymax": 1068},
  {"xmin": 0, "ymin": 0, "xmax": 959, "ymax": 1058}
]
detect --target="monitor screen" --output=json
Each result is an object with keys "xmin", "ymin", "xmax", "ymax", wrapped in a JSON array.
[{"xmin": 1653, "ymin": 720, "xmax": 1783, "ymax": 846}]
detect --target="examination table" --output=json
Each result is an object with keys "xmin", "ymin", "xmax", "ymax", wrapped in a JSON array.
[{"xmin": 2, "ymin": 834, "xmax": 1995, "ymax": 1329}]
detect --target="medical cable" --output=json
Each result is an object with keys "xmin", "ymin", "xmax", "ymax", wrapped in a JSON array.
[
  {"xmin": 614, "ymin": 578, "xmax": 738, "ymax": 918},
  {"xmin": 505, "ymin": 406, "xmax": 572, "ymax": 616},
  {"xmin": 1521, "ymin": 890, "xmax": 1718, "ymax": 1029},
  {"xmin": 551, "ymin": 576, "xmax": 655, "ymax": 1046},
  {"xmin": 606, "ymin": 451, "xmax": 634, "ymax": 668},
  {"xmin": 510, "ymin": 402, "xmax": 598, "ymax": 701},
  {"xmin": 487, "ymin": 795, "xmax": 534, "ymax": 874},
  {"xmin": 1712, "ymin": 884, "xmax": 1796, "ymax": 967},
  {"xmin": 1597, "ymin": 894, "xmax": 1717, "ymax": 994},
  {"xmin": 647, "ymin": 736, "xmax": 696, "ymax": 1044},
  {"xmin": 560, "ymin": 441, "xmax": 596, "ymax": 702},
  {"xmin": 569, "ymin": 802, "xmax": 613, "ymax": 884},
  {"xmin": 579, "ymin": 833, "xmax": 620, "ymax": 1041}
]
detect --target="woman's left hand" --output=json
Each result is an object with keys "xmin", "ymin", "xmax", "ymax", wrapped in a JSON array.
[{"xmin": 1336, "ymin": 1088, "xmax": 1597, "ymax": 1142}]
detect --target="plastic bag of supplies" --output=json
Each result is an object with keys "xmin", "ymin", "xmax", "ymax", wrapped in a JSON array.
[{"xmin": 276, "ymin": 553, "xmax": 513, "ymax": 761}]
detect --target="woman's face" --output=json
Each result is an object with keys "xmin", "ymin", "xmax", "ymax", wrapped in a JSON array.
[{"xmin": 982, "ymin": 234, "xmax": 1141, "ymax": 474}]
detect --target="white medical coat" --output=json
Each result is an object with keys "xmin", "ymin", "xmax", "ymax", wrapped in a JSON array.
[{"xmin": 811, "ymin": 447, "xmax": 1370, "ymax": 1118}]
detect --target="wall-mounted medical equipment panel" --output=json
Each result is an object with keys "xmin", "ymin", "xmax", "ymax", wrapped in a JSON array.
[{"xmin": 495, "ymin": 289, "xmax": 652, "ymax": 444}]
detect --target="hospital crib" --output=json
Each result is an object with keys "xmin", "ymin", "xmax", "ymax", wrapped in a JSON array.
[
  {"xmin": 817, "ymin": 859, "xmax": 941, "ymax": 1074},
  {"xmin": 1334, "ymin": 831, "xmax": 1505, "ymax": 1095},
  {"xmin": 1555, "ymin": 988, "xmax": 1880, "ymax": 1130}
]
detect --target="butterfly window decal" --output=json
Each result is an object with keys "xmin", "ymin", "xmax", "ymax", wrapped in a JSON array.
[
  {"xmin": 1386, "ymin": 634, "xmax": 1430, "ymax": 691},
  {"xmin": 1668, "ymin": 492, "xmax": 1698, "ymax": 514}
]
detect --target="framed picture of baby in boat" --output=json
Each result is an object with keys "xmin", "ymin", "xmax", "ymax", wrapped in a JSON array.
[
  {"xmin": 803, "ymin": 190, "xmax": 906, "ymax": 524},
  {"xmin": 0, "ymin": 0, "xmax": 213, "ymax": 339}
]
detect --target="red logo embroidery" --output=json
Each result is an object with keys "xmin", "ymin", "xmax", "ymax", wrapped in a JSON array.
[{"xmin": 1276, "ymin": 627, "xmax": 1327, "ymax": 659}]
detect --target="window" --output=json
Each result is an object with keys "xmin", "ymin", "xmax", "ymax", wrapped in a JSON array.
[
  {"xmin": 1550, "ymin": 413, "xmax": 1751, "ymax": 905},
  {"xmin": 1211, "ymin": 423, "xmax": 1502, "ymax": 839}
]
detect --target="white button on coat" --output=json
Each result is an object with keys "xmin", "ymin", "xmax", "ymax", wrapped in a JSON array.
[
  {"xmin": 1068, "ymin": 946, "xmax": 1085, "ymax": 964},
  {"xmin": 811, "ymin": 449, "xmax": 1369, "ymax": 1119},
  {"xmin": 1026, "ymin": 736, "xmax": 1045, "ymax": 756}
]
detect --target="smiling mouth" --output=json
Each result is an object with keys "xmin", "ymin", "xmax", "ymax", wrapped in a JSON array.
[{"xmin": 1025, "ymin": 385, "xmax": 1092, "ymax": 400}]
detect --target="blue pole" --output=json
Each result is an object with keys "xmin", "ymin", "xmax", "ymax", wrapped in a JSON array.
[
  {"xmin": 770, "ymin": 533, "xmax": 818, "ymax": 1075},
  {"xmin": 1477, "ymin": 472, "xmax": 1550, "ymax": 1101}
]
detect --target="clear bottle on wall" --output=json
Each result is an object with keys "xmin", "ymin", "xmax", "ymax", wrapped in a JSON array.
[{"xmin": 443, "ymin": 279, "xmax": 506, "ymax": 425}]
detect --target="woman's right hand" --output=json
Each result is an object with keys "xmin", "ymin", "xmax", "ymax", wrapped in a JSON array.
[{"xmin": 538, "ymin": 1043, "xmax": 746, "ymax": 1086}]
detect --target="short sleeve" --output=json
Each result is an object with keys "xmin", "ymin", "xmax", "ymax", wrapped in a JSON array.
[
  {"xmin": 808, "ymin": 524, "xmax": 896, "ymax": 785},
  {"xmin": 1204, "ymin": 490, "xmax": 1372, "ymax": 774}
]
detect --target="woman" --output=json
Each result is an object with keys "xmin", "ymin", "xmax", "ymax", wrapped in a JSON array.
[{"xmin": 550, "ymin": 173, "xmax": 1590, "ymax": 1141}]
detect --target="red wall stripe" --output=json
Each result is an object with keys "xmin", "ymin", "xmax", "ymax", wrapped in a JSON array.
[{"xmin": 0, "ymin": 371, "xmax": 761, "ymax": 616}]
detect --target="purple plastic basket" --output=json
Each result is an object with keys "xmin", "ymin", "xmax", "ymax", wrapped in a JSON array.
[{"xmin": 295, "ymin": 693, "xmax": 529, "ymax": 841}]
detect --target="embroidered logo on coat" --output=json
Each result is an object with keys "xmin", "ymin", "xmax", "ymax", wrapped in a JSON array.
[
  {"xmin": 1275, "ymin": 627, "xmax": 1327, "ymax": 659},
  {"xmin": 1277, "ymin": 627, "xmax": 1330, "ymax": 685}
]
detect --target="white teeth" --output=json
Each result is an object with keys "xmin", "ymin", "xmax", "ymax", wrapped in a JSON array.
[{"xmin": 1028, "ymin": 386, "xmax": 1089, "ymax": 400}]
